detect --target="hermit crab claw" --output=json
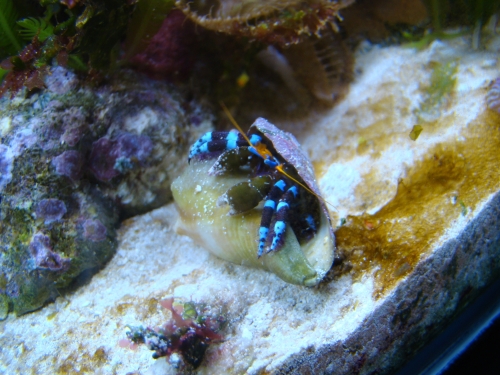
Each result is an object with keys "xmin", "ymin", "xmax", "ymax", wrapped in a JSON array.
[{"xmin": 171, "ymin": 118, "xmax": 335, "ymax": 287}]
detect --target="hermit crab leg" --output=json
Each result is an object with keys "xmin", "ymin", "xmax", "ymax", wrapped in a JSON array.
[
  {"xmin": 269, "ymin": 185, "xmax": 298, "ymax": 253},
  {"xmin": 258, "ymin": 180, "xmax": 287, "ymax": 257},
  {"xmin": 188, "ymin": 131, "xmax": 262, "ymax": 162}
]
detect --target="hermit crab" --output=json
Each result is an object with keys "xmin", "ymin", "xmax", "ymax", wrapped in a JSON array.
[{"xmin": 171, "ymin": 117, "xmax": 335, "ymax": 286}]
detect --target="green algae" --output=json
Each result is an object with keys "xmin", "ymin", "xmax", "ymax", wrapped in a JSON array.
[
  {"xmin": 403, "ymin": 30, "xmax": 468, "ymax": 50},
  {"xmin": 416, "ymin": 60, "xmax": 458, "ymax": 122},
  {"xmin": 404, "ymin": 0, "xmax": 500, "ymax": 49},
  {"xmin": 0, "ymin": 293, "xmax": 8, "ymax": 320}
]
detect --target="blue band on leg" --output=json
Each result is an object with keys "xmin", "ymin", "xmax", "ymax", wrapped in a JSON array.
[
  {"xmin": 189, "ymin": 131, "xmax": 247, "ymax": 161},
  {"xmin": 248, "ymin": 146, "xmax": 260, "ymax": 158},
  {"xmin": 189, "ymin": 132, "xmax": 213, "ymax": 160},
  {"xmin": 257, "ymin": 179, "xmax": 289, "ymax": 257},
  {"xmin": 249, "ymin": 134, "xmax": 262, "ymax": 145},
  {"xmin": 275, "ymin": 180, "xmax": 286, "ymax": 191},
  {"xmin": 268, "ymin": 185, "xmax": 296, "ymax": 252},
  {"xmin": 199, "ymin": 142, "xmax": 209, "ymax": 153},
  {"xmin": 271, "ymin": 221, "xmax": 286, "ymax": 250},
  {"xmin": 258, "ymin": 227, "xmax": 269, "ymax": 257},
  {"xmin": 225, "ymin": 132, "xmax": 239, "ymax": 150},
  {"xmin": 264, "ymin": 200, "xmax": 276, "ymax": 209},
  {"xmin": 276, "ymin": 202, "xmax": 289, "ymax": 211}
]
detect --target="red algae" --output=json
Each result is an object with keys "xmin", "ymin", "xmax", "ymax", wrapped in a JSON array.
[{"xmin": 124, "ymin": 298, "xmax": 225, "ymax": 370}]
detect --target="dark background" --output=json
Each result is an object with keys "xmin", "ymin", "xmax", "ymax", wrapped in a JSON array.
[{"xmin": 442, "ymin": 315, "xmax": 500, "ymax": 375}]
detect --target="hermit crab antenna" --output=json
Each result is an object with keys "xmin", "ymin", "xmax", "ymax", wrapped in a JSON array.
[
  {"xmin": 275, "ymin": 165, "xmax": 338, "ymax": 212},
  {"xmin": 220, "ymin": 101, "xmax": 338, "ymax": 213},
  {"xmin": 220, "ymin": 102, "xmax": 279, "ymax": 163},
  {"xmin": 220, "ymin": 102, "xmax": 253, "ymax": 146}
]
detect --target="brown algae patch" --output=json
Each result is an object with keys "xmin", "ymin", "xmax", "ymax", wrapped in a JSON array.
[
  {"xmin": 55, "ymin": 345, "xmax": 109, "ymax": 375},
  {"xmin": 114, "ymin": 295, "xmax": 164, "ymax": 320},
  {"xmin": 334, "ymin": 110, "xmax": 500, "ymax": 296}
]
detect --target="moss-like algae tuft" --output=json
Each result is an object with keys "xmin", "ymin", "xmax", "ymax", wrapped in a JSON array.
[{"xmin": 416, "ymin": 60, "xmax": 458, "ymax": 121}]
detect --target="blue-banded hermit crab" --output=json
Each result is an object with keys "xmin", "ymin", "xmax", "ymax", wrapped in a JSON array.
[{"xmin": 171, "ymin": 118, "xmax": 335, "ymax": 286}]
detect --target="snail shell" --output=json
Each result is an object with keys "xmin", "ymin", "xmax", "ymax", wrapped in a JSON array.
[{"xmin": 171, "ymin": 119, "xmax": 335, "ymax": 286}]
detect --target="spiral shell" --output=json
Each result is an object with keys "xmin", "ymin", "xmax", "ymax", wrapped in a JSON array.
[{"xmin": 171, "ymin": 119, "xmax": 335, "ymax": 286}]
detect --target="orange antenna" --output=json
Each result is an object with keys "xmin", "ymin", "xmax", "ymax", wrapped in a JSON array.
[
  {"xmin": 220, "ymin": 102, "xmax": 251, "ymax": 145},
  {"xmin": 220, "ymin": 102, "xmax": 277, "ymax": 162},
  {"xmin": 276, "ymin": 165, "xmax": 338, "ymax": 212},
  {"xmin": 219, "ymin": 102, "xmax": 338, "ymax": 212}
]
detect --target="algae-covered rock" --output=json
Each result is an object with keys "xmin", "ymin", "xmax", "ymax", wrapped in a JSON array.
[
  {"xmin": 0, "ymin": 293, "xmax": 8, "ymax": 320},
  {"xmin": 0, "ymin": 151, "xmax": 118, "ymax": 315},
  {"xmin": 0, "ymin": 66, "xmax": 213, "ymax": 316}
]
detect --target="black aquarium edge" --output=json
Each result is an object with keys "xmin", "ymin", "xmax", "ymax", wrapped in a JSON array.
[{"xmin": 396, "ymin": 275, "xmax": 500, "ymax": 375}]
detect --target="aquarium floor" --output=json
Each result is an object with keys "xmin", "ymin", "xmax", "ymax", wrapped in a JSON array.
[{"xmin": 1, "ymin": 33, "xmax": 500, "ymax": 374}]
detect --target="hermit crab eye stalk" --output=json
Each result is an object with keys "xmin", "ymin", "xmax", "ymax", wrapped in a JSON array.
[
  {"xmin": 248, "ymin": 143, "xmax": 280, "ymax": 168},
  {"xmin": 172, "ymin": 117, "xmax": 335, "ymax": 286},
  {"xmin": 249, "ymin": 134, "xmax": 262, "ymax": 145}
]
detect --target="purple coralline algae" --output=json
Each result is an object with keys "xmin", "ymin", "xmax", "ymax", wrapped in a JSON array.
[
  {"xmin": 29, "ymin": 234, "xmax": 71, "ymax": 272},
  {"xmin": 43, "ymin": 66, "xmax": 79, "ymax": 95},
  {"xmin": 36, "ymin": 199, "xmax": 67, "ymax": 225},
  {"xmin": 89, "ymin": 133, "xmax": 153, "ymax": 182},
  {"xmin": 82, "ymin": 219, "xmax": 107, "ymax": 242},
  {"xmin": 52, "ymin": 150, "xmax": 85, "ymax": 182},
  {"xmin": 59, "ymin": 107, "xmax": 89, "ymax": 147},
  {"xmin": 0, "ymin": 66, "xmax": 213, "ymax": 317}
]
